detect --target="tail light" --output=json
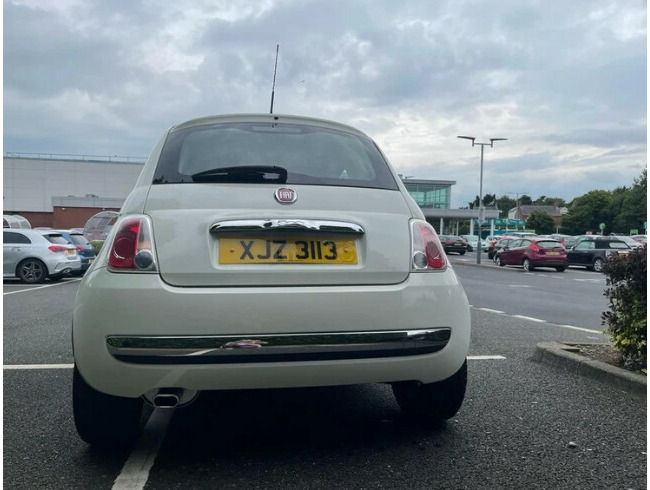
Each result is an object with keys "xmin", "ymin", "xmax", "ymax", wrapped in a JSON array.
[
  {"xmin": 107, "ymin": 215, "xmax": 157, "ymax": 272},
  {"xmin": 530, "ymin": 243, "xmax": 540, "ymax": 252},
  {"xmin": 410, "ymin": 220, "xmax": 447, "ymax": 271},
  {"xmin": 48, "ymin": 245, "xmax": 69, "ymax": 253},
  {"xmin": 76, "ymin": 245, "xmax": 85, "ymax": 252}
]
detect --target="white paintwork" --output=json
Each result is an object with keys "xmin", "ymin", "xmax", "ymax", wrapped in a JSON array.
[{"xmin": 73, "ymin": 114, "xmax": 471, "ymax": 398}]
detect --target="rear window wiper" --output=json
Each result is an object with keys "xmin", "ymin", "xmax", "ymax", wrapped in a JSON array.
[{"xmin": 191, "ymin": 165, "xmax": 288, "ymax": 183}]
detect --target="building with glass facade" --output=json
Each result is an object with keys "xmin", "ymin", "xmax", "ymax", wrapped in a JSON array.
[
  {"xmin": 401, "ymin": 179, "xmax": 454, "ymax": 209},
  {"xmin": 401, "ymin": 177, "xmax": 499, "ymax": 236}
]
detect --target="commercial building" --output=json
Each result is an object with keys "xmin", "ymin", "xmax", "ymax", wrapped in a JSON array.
[{"xmin": 3, "ymin": 154, "xmax": 499, "ymax": 234}]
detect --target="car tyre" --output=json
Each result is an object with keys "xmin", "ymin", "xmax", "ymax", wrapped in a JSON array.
[
  {"xmin": 460, "ymin": 250, "xmax": 466, "ymax": 256},
  {"xmin": 495, "ymin": 256, "xmax": 504, "ymax": 267},
  {"xmin": 593, "ymin": 257, "xmax": 605, "ymax": 273},
  {"xmin": 16, "ymin": 258, "xmax": 47, "ymax": 284},
  {"xmin": 555, "ymin": 266, "xmax": 566, "ymax": 272},
  {"xmin": 392, "ymin": 360, "xmax": 467, "ymax": 426},
  {"xmin": 523, "ymin": 258, "xmax": 534, "ymax": 272},
  {"xmin": 73, "ymin": 365, "xmax": 144, "ymax": 448}
]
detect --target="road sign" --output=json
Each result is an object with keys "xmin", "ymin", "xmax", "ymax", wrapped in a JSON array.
[
  {"xmin": 599, "ymin": 223, "xmax": 606, "ymax": 231},
  {"xmin": 630, "ymin": 229, "xmax": 639, "ymax": 235}
]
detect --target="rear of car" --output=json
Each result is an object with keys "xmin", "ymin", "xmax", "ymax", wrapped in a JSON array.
[
  {"xmin": 72, "ymin": 114, "xmax": 471, "ymax": 447},
  {"xmin": 496, "ymin": 238, "xmax": 567, "ymax": 271},
  {"xmin": 58, "ymin": 230, "xmax": 96, "ymax": 274},
  {"xmin": 3, "ymin": 230, "xmax": 80, "ymax": 283},
  {"xmin": 439, "ymin": 235, "xmax": 468, "ymax": 255}
]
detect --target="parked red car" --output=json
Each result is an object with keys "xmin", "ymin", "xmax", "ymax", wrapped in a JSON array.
[{"xmin": 495, "ymin": 237, "xmax": 567, "ymax": 272}]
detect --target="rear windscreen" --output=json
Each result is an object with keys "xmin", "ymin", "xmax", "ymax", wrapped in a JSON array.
[
  {"xmin": 153, "ymin": 122, "xmax": 399, "ymax": 190},
  {"xmin": 44, "ymin": 234, "xmax": 69, "ymax": 245},
  {"xmin": 537, "ymin": 240, "xmax": 563, "ymax": 248},
  {"xmin": 69, "ymin": 234, "xmax": 89, "ymax": 245}
]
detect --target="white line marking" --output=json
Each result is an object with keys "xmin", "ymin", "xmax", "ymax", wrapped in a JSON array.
[
  {"xmin": 471, "ymin": 306, "xmax": 602, "ymax": 334},
  {"xmin": 4, "ymin": 364, "xmax": 74, "ymax": 370},
  {"xmin": 468, "ymin": 355, "xmax": 506, "ymax": 360},
  {"xmin": 550, "ymin": 324, "xmax": 602, "ymax": 334},
  {"xmin": 512, "ymin": 315, "xmax": 546, "ymax": 323},
  {"xmin": 112, "ymin": 409, "xmax": 174, "ymax": 490},
  {"xmin": 3, "ymin": 279, "xmax": 81, "ymax": 295},
  {"xmin": 508, "ymin": 284, "xmax": 530, "ymax": 288},
  {"xmin": 477, "ymin": 308, "xmax": 505, "ymax": 314}
]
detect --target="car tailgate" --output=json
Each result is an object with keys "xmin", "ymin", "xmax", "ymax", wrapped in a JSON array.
[{"xmin": 144, "ymin": 184, "xmax": 413, "ymax": 287}]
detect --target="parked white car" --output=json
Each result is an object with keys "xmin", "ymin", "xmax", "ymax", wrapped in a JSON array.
[{"xmin": 72, "ymin": 114, "xmax": 471, "ymax": 446}]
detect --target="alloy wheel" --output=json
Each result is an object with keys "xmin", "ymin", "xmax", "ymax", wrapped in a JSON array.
[{"xmin": 18, "ymin": 259, "xmax": 46, "ymax": 284}]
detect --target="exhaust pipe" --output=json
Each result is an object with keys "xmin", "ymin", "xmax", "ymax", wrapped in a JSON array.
[{"xmin": 153, "ymin": 388, "xmax": 183, "ymax": 408}]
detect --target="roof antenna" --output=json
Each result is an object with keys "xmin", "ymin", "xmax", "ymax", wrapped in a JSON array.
[{"xmin": 269, "ymin": 44, "xmax": 279, "ymax": 114}]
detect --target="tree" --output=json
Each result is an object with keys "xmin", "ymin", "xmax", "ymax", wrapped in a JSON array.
[
  {"xmin": 616, "ymin": 169, "xmax": 646, "ymax": 233},
  {"xmin": 526, "ymin": 211, "xmax": 555, "ymax": 234},
  {"xmin": 562, "ymin": 190, "xmax": 613, "ymax": 235},
  {"xmin": 494, "ymin": 195, "xmax": 517, "ymax": 218},
  {"xmin": 519, "ymin": 195, "xmax": 533, "ymax": 205}
]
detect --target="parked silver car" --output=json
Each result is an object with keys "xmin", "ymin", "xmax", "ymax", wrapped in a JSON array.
[{"xmin": 3, "ymin": 229, "xmax": 81, "ymax": 283}]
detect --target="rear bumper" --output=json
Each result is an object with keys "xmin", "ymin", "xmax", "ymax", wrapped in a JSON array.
[
  {"xmin": 73, "ymin": 267, "xmax": 471, "ymax": 397},
  {"xmin": 106, "ymin": 328, "xmax": 452, "ymax": 364},
  {"xmin": 50, "ymin": 257, "xmax": 81, "ymax": 274},
  {"xmin": 531, "ymin": 257, "xmax": 568, "ymax": 267}
]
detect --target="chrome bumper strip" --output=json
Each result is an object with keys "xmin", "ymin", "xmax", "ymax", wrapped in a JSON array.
[
  {"xmin": 106, "ymin": 328, "xmax": 451, "ymax": 364},
  {"xmin": 210, "ymin": 219, "xmax": 365, "ymax": 236}
]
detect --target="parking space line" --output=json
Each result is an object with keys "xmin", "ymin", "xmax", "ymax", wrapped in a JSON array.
[
  {"xmin": 113, "ymin": 409, "xmax": 174, "ymax": 490},
  {"xmin": 471, "ymin": 306, "xmax": 602, "ymax": 334},
  {"xmin": 477, "ymin": 308, "xmax": 505, "ymax": 314},
  {"xmin": 3, "ymin": 279, "xmax": 81, "ymax": 296},
  {"xmin": 512, "ymin": 315, "xmax": 546, "ymax": 322},
  {"xmin": 468, "ymin": 355, "xmax": 506, "ymax": 360},
  {"xmin": 4, "ymin": 364, "xmax": 74, "ymax": 370}
]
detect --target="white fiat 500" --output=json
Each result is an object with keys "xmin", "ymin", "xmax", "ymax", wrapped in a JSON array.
[{"xmin": 73, "ymin": 114, "xmax": 471, "ymax": 446}]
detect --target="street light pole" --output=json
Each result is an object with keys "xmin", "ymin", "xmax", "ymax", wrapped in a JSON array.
[{"xmin": 457, "ymin": 136, "xmax": 507, "ymax": 265}]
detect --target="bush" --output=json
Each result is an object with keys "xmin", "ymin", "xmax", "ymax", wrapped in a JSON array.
[
  {"xmin": 601, "ymin": 246, "xmax": 647, "ymax": 372},
  {"xmin": 89, "ymin": 240, "xmax": 105, "ymax": 255}
]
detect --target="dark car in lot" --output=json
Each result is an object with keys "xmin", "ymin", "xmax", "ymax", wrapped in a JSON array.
[
  {"xmin": 495, "ymin": 237, "xmax": 567, "ymax": 272},
  {"xmin": 439, "ymin": 235, "xmax": 468, "ymax": 255},
  {"xmin": 567, "ymin": 236, "xmax": 631, "ymax": 272}
]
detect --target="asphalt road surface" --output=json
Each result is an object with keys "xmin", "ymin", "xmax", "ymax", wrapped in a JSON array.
[{"xmin": 3, "ymin": 272, "xmax": 646, "ymax": 490}]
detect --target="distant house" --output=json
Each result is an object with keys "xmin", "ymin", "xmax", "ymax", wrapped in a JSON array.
[{"xmin": 508, "ymin": 205, "xmax": 568, "ymax": 228}]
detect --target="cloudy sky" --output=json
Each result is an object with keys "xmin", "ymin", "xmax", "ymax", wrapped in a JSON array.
[{"xmin": 3, "ymin": 0, "xmax": 647, "ymax": 207}]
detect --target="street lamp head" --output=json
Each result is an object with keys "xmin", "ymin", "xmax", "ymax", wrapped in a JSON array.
[
  {"xmin": 457, "ymin": 135, "xmax": 476, "ymax": 146},
  {"xmin": 489, "ymin": 137, "xmax": 507, "ymax": 147}
]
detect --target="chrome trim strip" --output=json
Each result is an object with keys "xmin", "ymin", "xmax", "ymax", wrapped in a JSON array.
[
  {"xmin": 210, "ymin": 219, "xmax": 365, "ymax": 236},
  {"xmin": 106, "ymin": 328, "xmax": 451, "ymax": 364}
]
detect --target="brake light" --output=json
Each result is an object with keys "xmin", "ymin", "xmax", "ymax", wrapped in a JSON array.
[
  {"xmin": 108, "ymin": 215, "xmax": 157, "ymax": 272},
  {"xmin": 76, "ymin": 245, "xmax": 85, "ymax": 251},
  {"xmin": 411, "ymin": 220, "xmax": 446, "ymax": 271},
  {"xmin": 48, "ymin": 245, "xmax": 68, "ymax": 253},
  {"xmin": 530, "ymin": 243, "xmax": 540, "ymax": 252}
]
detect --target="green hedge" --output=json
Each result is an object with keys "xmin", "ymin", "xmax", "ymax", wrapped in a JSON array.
[
  {"xmin": 89, "ymin": 240, "xmax": 104, "ymax": 255},
  {"xmin": 602, "ymin": 246, "xmax": 647, "ymax": 372}
]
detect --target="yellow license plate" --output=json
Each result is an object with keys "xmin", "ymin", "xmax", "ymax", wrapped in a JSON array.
[
  {"xmin": 219, "ymin": 238, "xmax": 358, "ymax": 264},
  {"xmin": 546, "ymin": 251, "xmax": 559, "ymax": 256},
  {"xmin": 65, "ymin": 250, "xmax": 74, "ymax": 257}
]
